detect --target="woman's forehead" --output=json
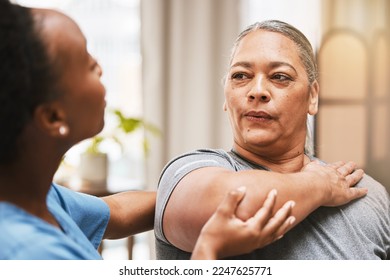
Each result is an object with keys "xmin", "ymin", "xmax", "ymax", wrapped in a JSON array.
[
  {"xmin": 237, "ymin": 30, "xmax": 296, "ymax": 53},
  {"xmin": 232, "ymin": 30, "xmax": 301, "ymax": 65}
]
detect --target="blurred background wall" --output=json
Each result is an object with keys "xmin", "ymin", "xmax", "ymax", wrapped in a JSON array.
[{"xmin": 317, "ymin": 0, "xmax": 390, "ymax": 192}]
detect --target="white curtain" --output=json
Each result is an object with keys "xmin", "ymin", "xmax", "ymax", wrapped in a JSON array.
[
  {"xmin": 140, "ymin": 0, "xmax": 241, "ymax": 259},
  {"xmin": 141, "ymin": 0, "xmax": 241, "ymax": 190}
]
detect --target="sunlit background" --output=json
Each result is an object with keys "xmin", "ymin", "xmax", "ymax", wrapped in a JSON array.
[{"xmin": 12, "ymin": 0, "xmax": 390, "ymax": 259}]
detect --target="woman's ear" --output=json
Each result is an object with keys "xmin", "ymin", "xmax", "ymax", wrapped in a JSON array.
[
  {"xmin": 308, "ymin": 80, "xmax": 319, "ymax": 116},
  {"xmin": 34, "ymin": 102, "xmax": 69, "ymax": 137},
  {"xmin": 223, "ymin": 101, "xmax": 227, "ymax": 111}
]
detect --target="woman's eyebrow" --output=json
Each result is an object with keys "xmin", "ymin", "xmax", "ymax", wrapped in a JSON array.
[
  {"xmin": 268, "ymin": 61, "xmax": 298, "ymax": 74},
  {"xmin": 230, "ymin": 61, "xmax": 253, "ymax": 68},
  {"xmin": 231, "ymin": 61, "xmax": 298, "ymax": 75}
]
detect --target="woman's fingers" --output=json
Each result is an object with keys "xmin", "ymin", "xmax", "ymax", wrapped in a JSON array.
[
  {"xmin": 336, "ymin": 161, "xmax": 356, "ymax": 177},
  {"xmin": 327, "ymin": 161, "xmax": 345, "ymax": 169},
  {"xmin": 346, "ymin": 168, "xmax": 365, "ymax": 186}
]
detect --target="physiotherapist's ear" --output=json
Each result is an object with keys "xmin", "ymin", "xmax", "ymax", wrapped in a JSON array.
[
  {"xmin": 308, "ymin": 80, "xmax": 319, "ymax": 115},
  {"xmin": 34, "ymin": 102, "xmax": 69, "ymax": 137},
  {"xmin": 223, "ymin": 101, "xmax": 227, "ymax": 111}
]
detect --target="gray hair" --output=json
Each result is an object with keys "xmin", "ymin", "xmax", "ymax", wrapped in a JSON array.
[
  {"xmin": 229, "ymin": 20, "xmax": 317, "ymax": 156},
  {"xmin": 230, "ymin": 20, "xmax": 318, "ymax": 84}
]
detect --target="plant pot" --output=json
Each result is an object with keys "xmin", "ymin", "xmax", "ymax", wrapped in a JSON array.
[{"xmin": 79, "ymin": 152, "xmax": 108, "ymax": 191}]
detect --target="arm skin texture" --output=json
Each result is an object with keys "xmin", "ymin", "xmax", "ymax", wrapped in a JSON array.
[
  {"xmin": 163, "ymin": 161, "xmax": 367, "ymax": 253},
  {"xmin": 102, "ymin": 191, "xmax": 156, "ymax": 239},
  {"xmin": 191, "ymin": 187, "xmax": 296, "ymax": 260}
]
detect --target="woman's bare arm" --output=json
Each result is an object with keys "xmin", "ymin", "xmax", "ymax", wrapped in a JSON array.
[
  {"xmin": 191, "ymin": 187, "xmax": 296, "ymax": 259},
  {"xmin": 163, "ymin": 161, "xmax": 366, "ymax": 252}
]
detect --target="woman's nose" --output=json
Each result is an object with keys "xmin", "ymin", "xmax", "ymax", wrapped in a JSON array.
[{"xmin": 247, "ymin": 77, "xmax": 271, "ymax": 102}]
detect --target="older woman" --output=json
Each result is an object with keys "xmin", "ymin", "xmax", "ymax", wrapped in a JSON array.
[
  {"xmin": 0, "ymin": 1, "xmax": 299, "ymax": 260},
  {"xmin": 155, "ymin": 20, "xmax": 389, "ymax": 259}
]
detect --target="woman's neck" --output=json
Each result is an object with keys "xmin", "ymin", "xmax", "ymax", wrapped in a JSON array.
[{"xmin": 232, "ymin": 143, "xmax": 311, "ymax": 173}]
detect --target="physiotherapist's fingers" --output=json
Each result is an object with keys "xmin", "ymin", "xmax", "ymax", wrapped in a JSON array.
[
  {"xmin": 273, "ymin": 216, "xmax": 296, "ymax": 241},
  {"xmin": 252, "ymin": 189, "xmax": 277, "ymax": 228},
  {"xmin": 216, "ymin": 186, "xmax": 247, "ymax": 217},
  {"xmin": 262, "ymin": 200, "xmax": 295, "ymax": 236}
]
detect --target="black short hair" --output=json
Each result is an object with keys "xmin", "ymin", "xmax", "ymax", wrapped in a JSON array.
[{"xmin": 0, "ymin": 0, "xmax": 58, "ymax": 163}]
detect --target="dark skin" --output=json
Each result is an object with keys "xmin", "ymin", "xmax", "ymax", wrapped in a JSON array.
[
  {"xmin": 0, "ymin": 122, "xmax": 64, "ymax": 228},
  {"xmin": 0, "ymin": 105, "xmax": 156, "ymax": 239},
  {"xmin": 0, "ymin": 8, "xmax": 297, "ymax": 259},
  {"xmin": 0, "ymin": 118, "xmax": 156, "ymax": 238},
  {"xmin": 0, "ymin": 8, "xmax": 155, "ymax": 239}
]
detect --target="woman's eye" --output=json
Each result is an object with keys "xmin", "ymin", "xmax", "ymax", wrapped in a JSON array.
[
  {"xmin": 231, "ymin": 72, "xmax": 249, "ymax": 80},
  {"xmin": 272, "ymin": 74, "xmax": 291, "ymax": 82}
]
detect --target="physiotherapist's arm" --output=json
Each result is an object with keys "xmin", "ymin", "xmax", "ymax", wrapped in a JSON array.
[{"xmin": 101, "ymin": 191, "xmax": 156, "ymax": 239}]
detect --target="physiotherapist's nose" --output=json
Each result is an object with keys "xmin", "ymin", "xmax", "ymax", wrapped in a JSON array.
[
  {"xmin": 247, "ymin": 76, "xmax": 271, "ymax": 102},
  {"xmin": 96, "ymin": 63, "xmax": 103, "ymax": 77}
]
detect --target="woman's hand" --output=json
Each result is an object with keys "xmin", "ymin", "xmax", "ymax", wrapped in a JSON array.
[
  {"xmin": 301, "ymin": 160, "xmax": 367, "ymax": 207},
  {"xmin": 191, "ymin": 187, "xmax": 295, "ymax": 260}
]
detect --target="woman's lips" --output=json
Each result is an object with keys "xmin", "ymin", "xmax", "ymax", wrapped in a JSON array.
[{"xmin": 244, "ymin": 110, "xmax": 273, "ymax": 122}]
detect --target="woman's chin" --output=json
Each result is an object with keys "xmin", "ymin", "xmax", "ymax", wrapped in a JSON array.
[{"xmin": 243, "ymin": 132, "xmax": 275, "ymax": 146}]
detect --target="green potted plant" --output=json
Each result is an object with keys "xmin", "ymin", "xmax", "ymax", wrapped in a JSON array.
[{"xmin": 79, "ymin": 109, "xmax": 159, "ymax": 189}]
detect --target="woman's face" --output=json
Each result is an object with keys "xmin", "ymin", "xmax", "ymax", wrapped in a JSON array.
[
  {"xmin": 224, "ymin": 30, "xmax": 318, "ymax": 157},
  {"xmin": 39, "ymin": 10, "xmax": 106, "ymax": 143}
]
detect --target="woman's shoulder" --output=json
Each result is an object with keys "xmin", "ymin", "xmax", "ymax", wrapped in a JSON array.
[
  {"xmin": 164, "ymin": 148, "xmax": 268, "ymax": 172},
  {"xmin": 162, "ymin": 148, "xmax": 235, "ymax": 171},
  {"xmin": 358, "ymin": 174, "xmax": 390, "ymax": 202},
  {"xmin": 174, "ymin": 148, "xmax": 232, "ymax": 160}
]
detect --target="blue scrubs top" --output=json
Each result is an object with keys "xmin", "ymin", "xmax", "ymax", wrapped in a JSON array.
[{"xmin": 0, "ymin": 183, "xmax": 110, "ymax": 259}]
